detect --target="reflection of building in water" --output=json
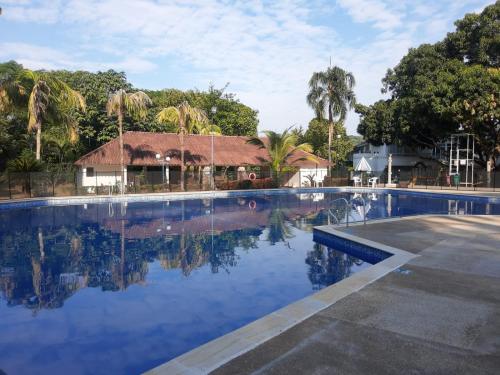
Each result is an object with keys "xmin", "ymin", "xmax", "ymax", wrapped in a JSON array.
[
  {"xmin": 59, "ymin": 273, "xmax": 87, "ymax": 290},
  {"xmin": 0, "ymin": 193, "xmax": 339, "ymax": 311}
]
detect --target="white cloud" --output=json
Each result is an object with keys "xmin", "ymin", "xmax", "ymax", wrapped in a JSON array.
[
  {"xmin": 336, "ymin": 0, "xmax": 402, "ymax": 30},
  {"xmin": 0, "ymin": 42, "xmax": 157, "ymax": 74},
  {"xmin": 0, "ymin": 0, "xmax": 493, "ymax": 134},
  {"xmin": 3, "ymin": 0, "xmax": 61, "ymax": 24}
]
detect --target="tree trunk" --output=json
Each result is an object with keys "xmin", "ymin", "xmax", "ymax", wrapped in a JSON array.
[
  {"xmin": 38, "ymin": 227, "xmax": 45, "ymax": 260},
  {"xmin": 120, "ymin": 219, "xmax": 125, "ymax": 290},
  {"xmin": 35, "ymin": 123, "xmax": 42, "ymax": 160},
  {"xmin": 328, "ymin": 104, "xmax": 333, "ymax": 176},
  {"xmin": 119, "ymin": 111, "xmax": 124, "ymax": 194},
  {"xmin": 180, "ymin": 130, "xmax": 185, "ymax": 191}
]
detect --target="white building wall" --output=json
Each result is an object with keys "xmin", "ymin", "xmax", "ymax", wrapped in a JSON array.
[
  {"xmin": 78, "ymin": 165, "xmax": 127, "ymax": 188},
  {"xmin": 284, "ymin": 168, "xmax": 328, "ymax": 187},
  {"xmin": 352, "ymin": 144, "xmax": 438, "ymax": 176}
]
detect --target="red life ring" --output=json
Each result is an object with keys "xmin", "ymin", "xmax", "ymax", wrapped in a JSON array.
[
  {"xmin": 249, "ymin": 200, "xmax": 257, "ymax": 209},
  {"xmin": 248, "ymin": 173, "xmax": 256, "ymax": 180}
]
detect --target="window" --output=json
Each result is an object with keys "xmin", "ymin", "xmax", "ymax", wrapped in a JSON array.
[{"xmin": 86, "ymin": 167, "xmax": 95, "ymax": 177}]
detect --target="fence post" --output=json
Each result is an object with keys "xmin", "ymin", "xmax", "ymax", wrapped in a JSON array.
[
  {"xmin": 52, "ymin": 173, "xmax": 55, "ymax": 197},
  {"xmin": 74, "ymin": 170, "xmax": 78, "ymax": 196},
  {"xmin": 8, "ymin": 173, "xmax": 12, "ymax": 199},
  {"xmin": 95, "ymin": 171, "xmax": 98, "ymax": 195}
]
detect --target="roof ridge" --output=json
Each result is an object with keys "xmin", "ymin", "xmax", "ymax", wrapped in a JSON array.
[
  {"xmin": 75, "ymin": 131, "xmax": 329, "ymax": 166},
  {"xmin": 124, "ymin": 131, "xmax": 253, "ymax": 138},
  {"xmin": 75, "ymin": 136, "xmax": 119, "ymax": 163}
]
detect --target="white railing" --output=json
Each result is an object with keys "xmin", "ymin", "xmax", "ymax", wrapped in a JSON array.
[{"xmin": 328, "ymin": 195, "xmax": 367, "ymax": 227}]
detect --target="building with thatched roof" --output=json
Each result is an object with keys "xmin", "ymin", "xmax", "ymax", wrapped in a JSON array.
[{"xmin": 74, "ymin": 131, "xmax": 329, "ymax": 190}]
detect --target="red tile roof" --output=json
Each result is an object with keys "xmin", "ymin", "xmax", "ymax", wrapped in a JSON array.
[{"xmin": 75, "ymin": 131, "xmax": 328, "ymax": 168}]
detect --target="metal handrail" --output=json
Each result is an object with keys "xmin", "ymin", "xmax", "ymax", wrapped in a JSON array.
[
  {"xmin": 328, "ymin": 196, "xmax": 367, "ymax": 227},
  {"xmin": 328, "ymin": 197, "xmax": 350, "ymax": 227},
  {"xmin": 351, "ymin": 195, "xmax": 367, "ymax": 225}
]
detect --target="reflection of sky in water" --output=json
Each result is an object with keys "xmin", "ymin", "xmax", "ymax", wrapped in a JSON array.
[{"xmin": 0, "ymin": 192, "xmax": 498, "ymax": 374}]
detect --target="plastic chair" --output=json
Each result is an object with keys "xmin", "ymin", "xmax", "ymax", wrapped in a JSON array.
[
  {"xmin": 368, "ymin": 177, "xmax": 378, "ymax": 188},
  {"xmin": 313, "ymin": 175, "xmax": 323, "ymax": 187},
  {"xmin": 352, "ymin": 176, "xmax": 361, "ymax": 187}
]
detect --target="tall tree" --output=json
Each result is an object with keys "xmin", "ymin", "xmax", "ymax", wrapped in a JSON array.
[
  {"xmin": 357, "ymin": 3, "xmax": 500, "ymax": 167},
  {"xmin": 302, "ymin": 119, "xmax": 354, "ymax": 165},
  {"xmin": 156, "ymin": 101, "xmax": 214, "ymax": 190},
  {"xmin": 0, "ymin": 67, "xmax": 86, "ymax": 160},
  {"xmin": 443, "ymin": 1, "xmax": 500, "ymax": 67},
  {"xmin": 246, "ymin": 127, "xmax": 316, "ymax": 184},
  {"xmin": 307, "ymin": 66, "xmax": 356, "ymax": 172},
  {"xmin": 50, "ymin": 69, "xmax": 132, "ymax": 148},
  {"xmin": 106, "ymin": 90, "xmax": 152, "ymax": 192}
]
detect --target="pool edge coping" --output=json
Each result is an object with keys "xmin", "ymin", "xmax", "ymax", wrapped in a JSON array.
[
  {"xmin": 144, "ymin": 220, "xmax": 418, "ymax": 375},
  {"xmin": 1, "ymin": 186, "xmax": 499, "ymax": 210}
]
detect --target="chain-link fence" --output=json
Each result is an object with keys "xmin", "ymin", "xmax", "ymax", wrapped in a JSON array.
[
  {"xmin": 0, "ymin": 166, "xmax": 498, "ymax": 200},
  {"xmin": 376, "ymin": 168, "xmax": 500, "ymax": 191}
]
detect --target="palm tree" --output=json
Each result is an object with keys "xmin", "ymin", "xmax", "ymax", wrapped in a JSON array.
[
  {"xmin": 307, "ymin": 66, "xmax": 356, "ymax": 173},
  {"xmin": 0, "ymin": 69, "xmax": 86, "ymax": 160},
  {"xmin": 107, "ymin": 89, "xmax": 152, "ymax": 193},
  {"xmin": 43, "ymin": 130, "xmax": 74, "ymax": 165},
  {"xmin": 156, "ymin": 101, "xmax": 218, "ymax": 190},
  {"xmin": 246, "ymin": 127, "xmax": 317, "ymax": 185}
]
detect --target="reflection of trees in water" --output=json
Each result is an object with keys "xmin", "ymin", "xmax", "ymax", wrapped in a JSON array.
[
  {"xmin": 305, "ymin": 243, "xmax": 364, "ymax": 291},
  {"xmin": 0, "ymin": 221, "xmax": 261, "ymax": 311},
  {"xmin": 266, "ymin": 208, "xmax": 294, "ymax": 245},
  {"xmin": 0, "ymin": 193, "xmax": 350, "ymax": 311}
]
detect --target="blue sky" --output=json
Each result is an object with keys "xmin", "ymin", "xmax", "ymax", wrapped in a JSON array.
[{"xmin": 0, "ymin": 0, "xmax": 494, "ymax": 134}]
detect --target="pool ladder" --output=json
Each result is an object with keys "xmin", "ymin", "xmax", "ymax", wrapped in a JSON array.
[{"xmin": 328, "ymin": 196, "xmax": 367, "ymax": 227}]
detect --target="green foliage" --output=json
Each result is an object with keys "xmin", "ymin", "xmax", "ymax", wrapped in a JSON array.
[
  {"xmin": 443, "ymin": 1, "xmax": 500, "ymax": 67},
  {"xmin": 348, "ymin": 135, "xmax": 363, "ymax": 146},
  {"xmin": 307, "ymin": 66, "xmax": 356, "ymax": 168},
  {"xmin": 307, "ymin": 66, "xmax": 356, "ymax": 123},
  {"xmin": 0, "ymin": 64, "xmax": 259, "ymax": 171},
  {"xmin": 356, "ymin": 3, "xmax": 500, "ymax": 165},
  {"xmin": 42, "ymin": 126, "xmax": 80, "ymax": 165},
  {"xmin": 49, "ymin": 69, "xmax": 132, "ymax": 149},
  {"xmin": 148, "ymin": 84, "xmax": 258, "ymax": 136},
  {"xmin": 246, "ymin": 127, "xmax": 316, "ymax": 180},
  {"xmin": 356, "ymin": 100, "xmax": 396, "ymax": 146},
  {"xmin": 303, "ymin": 119, "xmax": 328, "ymax": 157},
  {"xmin": 301, "ymin": 119, "xmax": 354, "ymax": 166},
  {"xmin": 7, "ymin": 150, "xmax": 43, "ymax": 172},
  {"xmin": 1, "ymin": 63, "xmax": 86, "ymax": 161}
]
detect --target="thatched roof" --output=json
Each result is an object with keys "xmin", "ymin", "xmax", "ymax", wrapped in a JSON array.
[{"xmin": 75, "ymin": 131, "xmax": 328, "ymax": 168}]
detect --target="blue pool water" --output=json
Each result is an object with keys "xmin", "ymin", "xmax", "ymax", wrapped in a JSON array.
[{"xmin": 0, "ymin": 190, "xmax": 498, "ymax": 374}]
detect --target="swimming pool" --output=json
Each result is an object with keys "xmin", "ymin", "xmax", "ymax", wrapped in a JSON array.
[{"xmin": 0, "ymin": 190, "xmax": 498, "ymax": 374}]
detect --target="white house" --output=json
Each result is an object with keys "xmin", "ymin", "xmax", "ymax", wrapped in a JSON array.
[
  {"xmin": 74, "ymin": 131, "xmax": 329, "ymax": 190},
  {"xmin": 352, "ymin": 143, "xmax": 440, "ymax": 177}
]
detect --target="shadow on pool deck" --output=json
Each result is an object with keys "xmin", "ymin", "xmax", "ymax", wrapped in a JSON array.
[{"xmin": 212, "ymin": 215, "xmax": 500, "ymax": 375}]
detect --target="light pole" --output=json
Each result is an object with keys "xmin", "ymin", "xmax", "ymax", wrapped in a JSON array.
[
  {"xmin": 165, "ymin": 156, "xmax": 171, "ymax": 191},
  {"xmin": 210, "ymin": 106, "xmax": 217, "ymax": 190},
  {"xmin": 155, "ymin": 153, "xmax": 164, "ymax": 185},
  {"xmin": 156, "ymin": 153, "xmax": 171, "ymax": 189}
]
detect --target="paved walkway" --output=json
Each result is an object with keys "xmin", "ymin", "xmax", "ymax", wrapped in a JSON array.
[{"xmin": 213, "ymin": 215, "xmax": 500, "ymax": 374}]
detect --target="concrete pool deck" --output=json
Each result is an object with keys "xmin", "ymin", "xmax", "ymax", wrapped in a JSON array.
[{"xmin": 212, "ymin": 215, "xmax": 500, "ymax": 374}]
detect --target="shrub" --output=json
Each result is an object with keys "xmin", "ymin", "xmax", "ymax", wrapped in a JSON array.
[
  {"xmin": 238, "ymin": 179, "xmax": 252, "ymax": 189},
  {"xmin": 7, "ymin": 150, "xmax": 44, "ymax": 172}
]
